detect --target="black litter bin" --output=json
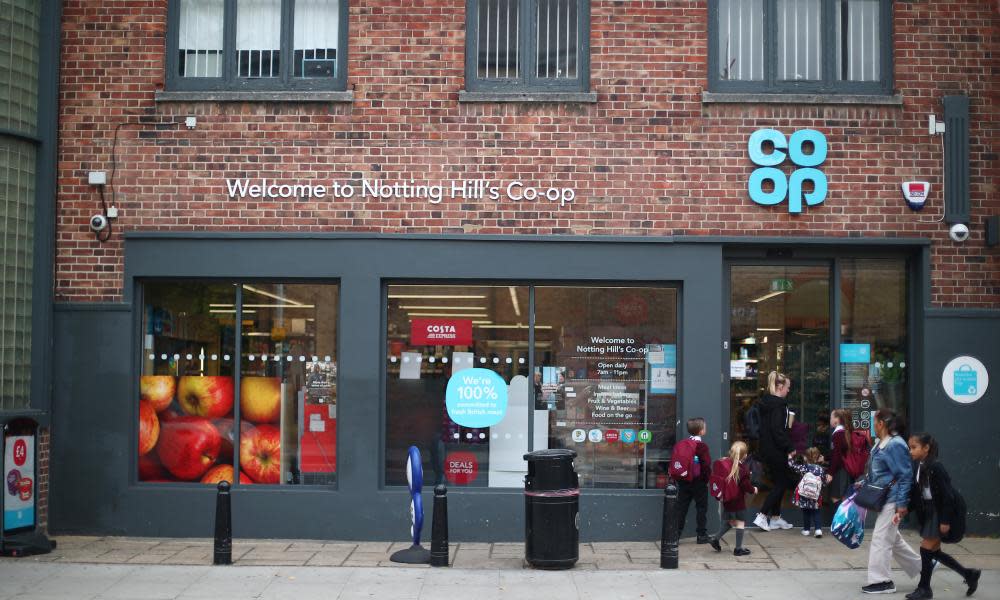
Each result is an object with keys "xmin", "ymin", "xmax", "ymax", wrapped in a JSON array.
[{"xmin": 523, "ymin": 449, "xmax": 579, "ymax": 569}]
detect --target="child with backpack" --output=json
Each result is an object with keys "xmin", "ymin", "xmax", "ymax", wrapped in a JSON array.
[
  {"xmin": 788, "ymin": 447, "xmax": 827, "ymax": 537},
  {"xmin": 670, "ymin": 417, "xmax": 711, "ymax": 543},
  {"xmin": 708, "ymin": 441, "xmax": 757, "ymax": 556},
  {"xmin": 904, "ymin": 432, "xmax": 981, "ymax": 599},
  {"xmin": 829, "ymin": 409, "xmax": 871, "ymax": 502}
]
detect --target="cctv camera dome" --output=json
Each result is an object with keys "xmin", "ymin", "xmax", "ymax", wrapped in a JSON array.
[{"xmin": 948, "ymin": 223, "xmax": 970, "ymax": 242}]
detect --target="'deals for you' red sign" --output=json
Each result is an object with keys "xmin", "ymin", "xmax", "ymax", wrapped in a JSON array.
[{"xmin": 410, "ymin": 318, "xmax": 473, "ymax": 346}]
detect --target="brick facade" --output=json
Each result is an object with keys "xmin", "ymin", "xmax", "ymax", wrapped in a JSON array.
[{"xmin": 56, "ymin": 1, "xmax": 999, "ymax": 305}]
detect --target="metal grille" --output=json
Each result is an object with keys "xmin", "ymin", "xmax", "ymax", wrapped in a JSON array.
[
  {"xmin": 717, "ymin": 0, "xmax": 764, "ymax": 81},
  {"xmin": 178, "ymin": 0, "xmax": 224, "ymax": 78},
  {"xmin": 477, "ymin": 0, "xmax": 520, "ymax": 79},
  {"xmin": 0, "ymin": 0, "xmax": 40, "ymax": 133},
  {"xmin": 0, "ymin": 138, "xmax": 34, "ymax": 411},
  {"xmin": 836, "ymin": 0, "xmax": 880, "ymax": 82},
  {"xmin": 777, "ymin": 0, "xmax": 821, "ymax": 81},
  {"xmin": 535, "ymin": 0, "xmax": 577, "ymax": 79},
  {"xmin": 237, "ymin": 0, "xmax": 281, "ymax": 79},
  {"xmin": 293, "ymin": 0, "xmax": 339, "ymax": 79}
]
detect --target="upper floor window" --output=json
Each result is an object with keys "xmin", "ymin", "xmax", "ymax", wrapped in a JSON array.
[
  {"xmin": 708, "ymin": 0, "xmax": 892, "ymax": 95},
  {"xmin": 465, "ymin": 0, "xmax": 590, "ymax": 93},
  {"xmin": 166, "ymin": 0, "xmax": 348, "ymax": 91}
]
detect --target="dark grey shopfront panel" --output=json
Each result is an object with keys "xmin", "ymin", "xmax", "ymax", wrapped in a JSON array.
[
  {"xmin": 922, "ymin": 310, "xmax": 1000, "ymax": 535},
  {"xmin": 50, "ymin": 236, "xmax": 724, "ymax": 541}
]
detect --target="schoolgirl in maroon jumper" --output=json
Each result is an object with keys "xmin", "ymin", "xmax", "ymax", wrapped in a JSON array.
[{"xmin": 709, "ymin": 441, "xmax": 757, "ymax": 556}]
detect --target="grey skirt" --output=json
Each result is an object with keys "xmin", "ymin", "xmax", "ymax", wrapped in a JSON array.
[{"xmin": 918, "ymin": 501, "xmax": 941, "ymax": 539}]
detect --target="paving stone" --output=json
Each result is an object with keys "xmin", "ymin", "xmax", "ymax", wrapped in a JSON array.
[{"xmin": 304, "ymin": 551, "xmax": 351, "ymax": 566}]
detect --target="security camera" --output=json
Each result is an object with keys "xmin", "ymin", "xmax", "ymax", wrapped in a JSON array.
[
  {"xmin": 948, "ymin": 223, "xmax": 970, "ymax": 243},
  {"xmin": 89, "ymin": 214, "xmax": 109, "ymax": 233}
]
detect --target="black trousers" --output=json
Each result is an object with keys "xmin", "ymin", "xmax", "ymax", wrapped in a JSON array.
[
  {"xmin": 676, "ymin": 479, "xmax": 708, "ymax": 537},
  {"xmin": 760, "ymin": 461, "xmax": 796, "ymax": 518}
]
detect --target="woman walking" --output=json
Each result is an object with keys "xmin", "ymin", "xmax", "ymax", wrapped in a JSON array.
[
  {"xmin": 905, "ymin": 432, "xmax": 981, "ymax": 599},
  {"xmin": 862, "ymin": 409, "xmax": 921, "ymax": 595},
  {"xmin": 752, "ymin": 371, "xmax": 796, "ymax": 531}
]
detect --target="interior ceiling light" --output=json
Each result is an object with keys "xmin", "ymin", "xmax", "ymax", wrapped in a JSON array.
[
  {"xmin": 750, "ymin": 291, "xmax": 787, "ymax": 303},
  {"xmin": 399, "ymin": 306, "xmax": 487, "ymax": 311},
  {"xmin": 407, "ymin": 312, "xmax": 489, "ymax": 318},
  {"xmin": 388, "ymin": 294, "xmax": 487, "ymax": 300},
  {"xmin": 243, "ymin": 284, "xmax": 306, "ymax": 306},
  {"xmin": 209, "ymin": 309, "xmax": 256, "ymax": 314},
  {"xmin": 475, "ymin": 324, "xmax": 553, "ymax": 329},
  {"xmin": 756, "ymin": 327, "xmax": 782, "ymax": 332},
  {"xmin": 508, "ymin": 286, "xmax": 521, "ymax": 317}
]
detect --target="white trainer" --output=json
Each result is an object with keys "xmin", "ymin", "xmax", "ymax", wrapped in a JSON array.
[
  {"xmin": 815, "ymin": 529, "xmax": 823, "ymax": 538},
  {"xmin": 753, "ymin": 513, "xmax": 771, "ymax": 531},
  {"xmin": 801, "ymin": 529, "xmax": 811, "ymax": 536},
  {"xmin": 770, "ymin": 516, "xmax": 795, "ymax": 530}
]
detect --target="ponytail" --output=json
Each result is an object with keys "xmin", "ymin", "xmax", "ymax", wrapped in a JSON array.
[
  {"xmin": 767, "ymin": 371, "xmax": 789, "ymax": 395},
  {"xmin": 727, "ymin": 441, "xmax": 748, "ymax": 483}
]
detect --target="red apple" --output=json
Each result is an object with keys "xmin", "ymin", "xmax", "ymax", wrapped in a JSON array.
[
  {"xmin": 240, "ymin": 376, "xmax": 282, "ymax": 424},
  {"xmin": 140, "ymin": 375, "xmax": 176, "ymax": 413},
  {"xmin": 139, "ymin": 453, "xmax": 166, "ymax": 480},
  {"xmin": 213, "ymin": 418, "xmax": 253, "ymax": 465},
  {"xmin": 177, "ymin": 376, "xmax": 234, "ymax": 419},
  {"xmin": 200, "ymin": 464, "xmax": 252, "ymax": 485},
  {"xmin": 157, "ymin": 416, "xmax": 222, "ymax": 480},
  {"xmin": 240, "ymin": 424, "xmax": 281, "ymax": 484},
  {"xmin": 160, "ymin": 408, "xmax": 182, "ymax": 423},
  {"xmin": 138, "ymin": 400, "xmax": 160, "ymax": 456}
]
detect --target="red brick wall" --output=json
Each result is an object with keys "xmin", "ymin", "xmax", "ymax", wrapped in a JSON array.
[{"xmin": 57, "ymin": 1, "xmax": 1000, "ymax": 306}]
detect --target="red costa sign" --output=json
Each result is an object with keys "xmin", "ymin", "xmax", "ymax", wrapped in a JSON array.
[
  {"xmin": 410, "ymin": 318, "xmax": 473, "ymax": 346},
  {"xmin": 444, "ymin": 451, "xmax": 479, "ymax": 485}
]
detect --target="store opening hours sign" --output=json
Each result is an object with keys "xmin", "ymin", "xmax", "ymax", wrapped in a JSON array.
[
  {"xmin": 410, "ymin": 319, "xmax": 472, "ymax": 346},
  {"xmin": 445, "ymin": 368, "xmax": 508, "ymax": 428}
]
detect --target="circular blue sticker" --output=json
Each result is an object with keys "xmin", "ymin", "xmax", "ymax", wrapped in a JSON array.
[{"xmin": 445, "ymin": 368, "xmax": 509, "ymax": 428}]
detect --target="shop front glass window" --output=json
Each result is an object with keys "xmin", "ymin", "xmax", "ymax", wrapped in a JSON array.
[
  {"xmin": 384, "ymin": 284, "xmax": 678, "ymax": 490},
  {"xmin": 385, "ymin": 285, "xmax": 530, "ymax": 488},
  {"xmin": 729, "ymin": 265, "xmax": 831, "ymax": 452},
  {"xmin": 239, "ymin": 284, "xmax": 339, "ymax": 486},
  {"xmin": 139, "ymin": 282, "xmax": 236, "ymax": 483},
  {"xmin": 839, "ymin": 259, "xmax": 907, "ymax": 435},
  {"xmin": 138, "ymin": 281, "xmax": 338, "ymax": 486},
  {"xmin": 534, "ymin": 286, "xmax": 678, "ymax": 489}
]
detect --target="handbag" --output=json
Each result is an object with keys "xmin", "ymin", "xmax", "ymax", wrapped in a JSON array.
[{"xmin": 853, "ymin": 442, "xmax": 894, "ymax": 511}]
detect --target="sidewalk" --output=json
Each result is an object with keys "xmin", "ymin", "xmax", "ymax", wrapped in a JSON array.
[
  {"xmin": 6, "ymin": 530, "xmax": 999, "ymax": 571},
  {"xmin": 0, "ymin": 563, "xmax": 996, "ymax": 600}
]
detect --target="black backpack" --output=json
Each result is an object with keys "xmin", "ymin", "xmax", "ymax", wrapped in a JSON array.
[
  {"xmin": 941, "ymin": 488, "xmax": 967, "ymax": 544},
  {"xmin": 744, "ymin": 402, "xmax": 762, "ymax": 440}
]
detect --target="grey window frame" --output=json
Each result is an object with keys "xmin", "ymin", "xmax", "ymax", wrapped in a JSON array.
[
  {"xmin": 165, "ymin": 0, "xmax": 349, "ymax": 92},
  {"xmin": 464, "ymin": 0, "xmax": 591, "ymax": 93},
  {"xmin": 708, "ymin": 0, "xmax": 893, "ymax": 96}
]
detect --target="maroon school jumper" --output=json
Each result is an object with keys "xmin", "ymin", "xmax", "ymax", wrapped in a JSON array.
[{"xmin": 721, "ymin": 460, "xmax": 756, "ymax": 513}]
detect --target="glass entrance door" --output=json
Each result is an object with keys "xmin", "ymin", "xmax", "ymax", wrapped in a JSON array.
[{"xmin": 729, "ymin": 265, "xmax": 832, "ymax": 452}]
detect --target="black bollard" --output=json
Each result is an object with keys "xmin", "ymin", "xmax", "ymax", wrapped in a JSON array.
[
  {"xmin": 659, "ymin": 482, "xmax": 679, "ymax": 569},
  {"xmin": 430, "ymin": 484, "xmax": 449, "ymax": 567},
  {"xmin": 213, "ymin": 481, "xmax": 232, "ymax": 565}
]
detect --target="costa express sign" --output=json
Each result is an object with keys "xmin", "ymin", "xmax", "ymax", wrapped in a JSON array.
[
  {"xmin": 410, "ymin": 318, "xmax": 473, "ymax": 346},
  {"xmin": 748, "ymin": 128, "xmax": 828, "ymax": 214}
]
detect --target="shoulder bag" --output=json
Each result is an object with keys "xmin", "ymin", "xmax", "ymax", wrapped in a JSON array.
[{"xmin": 853, "ymin": 442, "xmax": 895, "ymax": 511}]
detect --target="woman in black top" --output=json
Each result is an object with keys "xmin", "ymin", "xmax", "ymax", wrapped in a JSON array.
[
  {"xmin": 905, "ymin": 432, "xmax": 981, "ymax": 599},
  {"xmin": 752, "ymin": 371, "xmax": 797, "ymax": 531}
]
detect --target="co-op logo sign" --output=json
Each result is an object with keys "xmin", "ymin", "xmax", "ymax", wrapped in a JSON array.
[{"xmin": 748, "ymin": 129, "xmax": 828, "ymax": 214}]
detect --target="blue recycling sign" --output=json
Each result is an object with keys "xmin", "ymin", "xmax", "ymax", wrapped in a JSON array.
[{"xmin": 941, "ymin": 356, "xmax": 989, "ymax": 404}]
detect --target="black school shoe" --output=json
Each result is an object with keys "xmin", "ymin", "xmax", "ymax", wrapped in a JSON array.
[
  {"xmin": 696, "ymin": 535, "xmax": 712, "ymax": 544},
  {"xmin": 965, "ymin": 569, "xmax": 981, "ymax": 596},
  {"xmin": 733, "ymin": 547, "xmax": 751, "ymax": 557},
  {"xmin": 862, "ymin": 581, "xmax": 896, "ymax": 594},
  {"xmin": 709, "ymin": 538, "xmax": 721, "ymax": 552},
  {"xmin": 905, "ymin": 587, "xmax": 933, "ymax": 600}
]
